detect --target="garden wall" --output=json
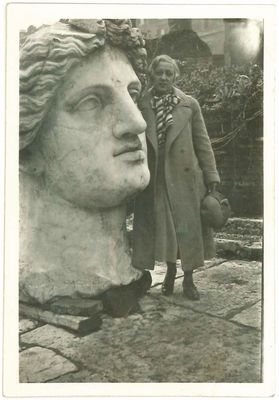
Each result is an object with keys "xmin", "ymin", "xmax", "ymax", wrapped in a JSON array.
[{"xmin": 215, "ymin": 137, "xmax": 263, "ymax": 217}]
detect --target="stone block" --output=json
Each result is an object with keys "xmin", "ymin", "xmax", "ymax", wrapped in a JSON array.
[
  {"xmin": 49, "ymin": 297, "xmax": 103, "ymax": 316},
  {"xmin": 19, "ymin": 346, "xmax": 78, "ymax": 382},
  {"xmin": 216, "ymin": 238, "xmax": 262, "ymax": 260},
  {"xmin": 220, "ymin": 218, "xmax": 263, "ymax": 236},
  {"xmin": 20, "ymin": 303, "xmax": 102, "ymax": 334},
  {"xmin": 231, "ymin": 301, "xmax": 262, "ymax": 329}
]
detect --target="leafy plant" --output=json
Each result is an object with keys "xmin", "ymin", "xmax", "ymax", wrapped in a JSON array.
[{"xmin": 175, "ymin": 62, "xmax": 263, "ymax": 150}]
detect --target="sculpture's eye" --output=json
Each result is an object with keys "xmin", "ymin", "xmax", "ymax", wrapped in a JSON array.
[
  {"xmin": 75, "ymin": 95, "xmax": 102, "ymax": 112},
  {"xmin": 129, "ymin": 90, "xmax": 140, "ymax": 105}
]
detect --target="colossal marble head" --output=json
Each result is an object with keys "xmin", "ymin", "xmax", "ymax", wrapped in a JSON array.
[
  {"xmin": 19, "ymin": 20, "xmax": 150, "ymax": 305},
  {"xmin": 20, "ymin": 19, "xmax": 150, "ymax": 208}
]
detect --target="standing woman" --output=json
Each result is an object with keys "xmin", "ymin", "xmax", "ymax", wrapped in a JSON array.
[{"xmin": 132, "ymin": 55, "xmax": 220, "ymax": 300}]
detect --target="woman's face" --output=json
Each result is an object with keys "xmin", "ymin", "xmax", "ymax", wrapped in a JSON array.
[
  {"xmin": 152, "ymin": 60, "xmax": 176, "ymax": 94},
  {"xmin": 39, "ymin": 45, "xmax": 150, "ymax": 209}
]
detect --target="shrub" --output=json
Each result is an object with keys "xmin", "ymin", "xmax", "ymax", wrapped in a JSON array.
[{"xmin": 175, "ymin": 62, "xmax": 263, "ymax": 151}]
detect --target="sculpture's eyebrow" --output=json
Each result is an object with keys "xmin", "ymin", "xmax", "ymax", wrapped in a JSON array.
[{"xmin": 64, "ymin": 81, "xmax": 142, "ymax": 111}]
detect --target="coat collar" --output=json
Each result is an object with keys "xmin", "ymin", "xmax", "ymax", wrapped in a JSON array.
[{"xmin": 140, "ymin": 87, "xmax": 191, "ymax": 153}]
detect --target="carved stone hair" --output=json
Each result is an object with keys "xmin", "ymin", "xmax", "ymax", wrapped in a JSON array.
[{"xmin": 20, "ymin": 19, "xmax": 147, "ymax": 150}]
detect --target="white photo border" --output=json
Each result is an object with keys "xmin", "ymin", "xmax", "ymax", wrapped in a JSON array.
[{"xmin": 3, "ymin": 1, "xmax": 277, "ymax": 397}]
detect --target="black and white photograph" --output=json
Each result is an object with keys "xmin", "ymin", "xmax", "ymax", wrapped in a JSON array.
[{"xmin": 2, "ymin": 1, "xmax": 277, "ymax": 397}]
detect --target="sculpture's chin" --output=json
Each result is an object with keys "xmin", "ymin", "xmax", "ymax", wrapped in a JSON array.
[
  {"xmin": 128, "ymin": 165, "xmax": 150, "ymax": 193},
  {"xmin": 87, "ymin": 166, "xmax": 150, "ymax": 209},
  {"xmin": 121, "ymin": 167, "xmax": 150, "ymax": 202},
  {"xmin": 42, "ymin": 160, "xmax": 151, "ymax": 210}
]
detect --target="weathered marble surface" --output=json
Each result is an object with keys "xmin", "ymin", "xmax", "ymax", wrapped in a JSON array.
[
  {"xmin": 19, "ymin": 193, "xmax": 143, "ymax": 303},
  {"xmin": 19, "ymin": 35, "xmax": 149, "ymax": 304}
]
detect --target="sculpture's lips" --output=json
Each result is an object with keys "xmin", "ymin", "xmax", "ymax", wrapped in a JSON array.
[{"xmin": 113, "ymin": 142, "xmax": 143, "ymax": 157}]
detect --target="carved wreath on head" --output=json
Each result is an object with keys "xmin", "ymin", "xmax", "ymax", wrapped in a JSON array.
[
  {"xmin": 20, "ymin": 19, "xmax": 147, "ymax": 150},
  {"xmin": 65, "ymin": 19, "xmax": 147, "ymax": 74}
]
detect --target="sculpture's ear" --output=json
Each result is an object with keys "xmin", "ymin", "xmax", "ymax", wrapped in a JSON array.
[{"xmin": 19, "ymin": 144, "xmax": 46, "ymax": 178}]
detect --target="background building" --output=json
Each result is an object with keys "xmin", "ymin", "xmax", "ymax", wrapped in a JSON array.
[{"xmin": 136, "ymin": 19, "xmax": 263, "ymax": 66}]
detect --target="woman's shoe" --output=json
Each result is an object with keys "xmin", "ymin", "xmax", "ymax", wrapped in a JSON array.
[
  {"xmin": 182, "ymin": 282, "xmax": 200, "ymax": 300},
  {"xmin": 182, "ymin": 271, "xmax": 200, "ymax": 300},
  {"xmin": 161, "ymin": 276, "xmax": 175, "ymax": 295}
]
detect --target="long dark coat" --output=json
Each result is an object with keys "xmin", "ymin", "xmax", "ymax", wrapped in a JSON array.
[{"xmin": 132, "ymin": 87, "xmax": 220, "ymax": 271}]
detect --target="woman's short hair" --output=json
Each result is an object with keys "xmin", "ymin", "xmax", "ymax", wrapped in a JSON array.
[
  {"xmin": 20, "ymin": 19, "xmax": 147, "ymax": 150},
  {"xmin": 149, "ymin": 54, "xmax": 180, "ymax": 80}
]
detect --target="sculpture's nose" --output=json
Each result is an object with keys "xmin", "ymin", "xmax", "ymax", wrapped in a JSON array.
[{"xmin": 113, "ymin": 92, "xmax": 147, "ymax": 139}]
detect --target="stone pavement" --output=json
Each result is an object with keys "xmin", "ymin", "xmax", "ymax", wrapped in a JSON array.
[{"xmin": 19, "ymin": 258, "xmax": 262, "ymax": 383}]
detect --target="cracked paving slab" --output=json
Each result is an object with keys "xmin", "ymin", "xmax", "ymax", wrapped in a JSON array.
[
  {"xmin": 19, "ymin": 318, "xmax": 40, "ymax": 334},
  {"xmin": 20, "ymin": 293, "xmax": 261, "ymax": 383},
  {"xmin": 19, "ymin": 346, "xmax": 78, "ymax": 382},
  {"xmin": 231, "ymin": 301, "xmax": 262, "ymax": 329},
  {"xmin": 152, "ymin": 260, "xmax": 262, "ymax": 319},
  {"xmin": 19, "ymin": 260, "xmax": 262, "ymax": 383},
  {"xmin": 151, "ymin": 258, "xmax": 225, "ymax": 287}
]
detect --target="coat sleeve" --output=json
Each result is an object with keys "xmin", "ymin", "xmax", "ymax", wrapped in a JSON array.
[{"xmin": 191, "ymin": 97, "xmax": 220, "ymax": 185}]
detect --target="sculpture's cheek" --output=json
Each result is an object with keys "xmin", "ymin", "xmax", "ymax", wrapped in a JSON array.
[{"xmin": 41, "ymin": 122, "xmax": 149, "ymax": 209}]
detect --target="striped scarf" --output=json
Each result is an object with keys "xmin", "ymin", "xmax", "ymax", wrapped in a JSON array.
[{"xmin": 151, "ymin": 91, "xmax": 180, "ymax": 147}]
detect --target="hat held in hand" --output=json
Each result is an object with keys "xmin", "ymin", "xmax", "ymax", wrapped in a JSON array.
[{"xmin": 201, "ymin": 190, "xmax": 231, "ymax": 230}]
